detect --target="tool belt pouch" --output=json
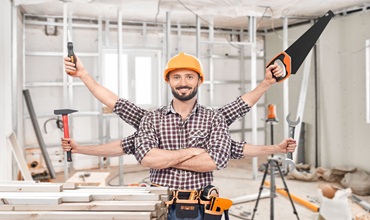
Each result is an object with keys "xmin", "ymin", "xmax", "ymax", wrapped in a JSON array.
[
  {"xmin": 175, "ymin": 200, "xmax": 199, "ymax": 219},
  {"xmin": 203, "ymin": 209, "xmax": 223, "ymax": 220}
]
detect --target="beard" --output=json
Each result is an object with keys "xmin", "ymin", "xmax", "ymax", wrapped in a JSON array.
[{"xmin": 171, "ymin": 85, "xmax": 198, "ymax": 101}]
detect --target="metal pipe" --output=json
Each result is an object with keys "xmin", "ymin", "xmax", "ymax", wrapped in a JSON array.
[
  {"xmin": 117, "ymin": 9, "xmax": 124, "ymax": 186},
  {"xmin": 22, "ymin": 89, "xmax": 56, "ymax": 179},
  {"xmin": 283, "ymin": 17, "xmax": 289, "ymax": 140},
  {"xmin": 249, "ymin": 16, "xmax": 258, "ymax": 180}
]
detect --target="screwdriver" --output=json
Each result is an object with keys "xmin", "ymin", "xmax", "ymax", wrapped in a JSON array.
[{"xmin": 67, "ymin": 28, "xmax": 77, "ymax": 75}]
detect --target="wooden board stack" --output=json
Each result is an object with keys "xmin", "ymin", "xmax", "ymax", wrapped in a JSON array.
[{"xmin": 0, "ymin": 181, "xmax": 169, "ymax": 220}]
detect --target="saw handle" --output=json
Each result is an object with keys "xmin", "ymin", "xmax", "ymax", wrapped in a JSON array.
[{"xmin": 267, "ymin": 51, "xmax": 292, "ymax": 82}]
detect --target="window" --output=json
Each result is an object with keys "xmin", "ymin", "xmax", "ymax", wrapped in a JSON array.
[{"xmin": 102, "ymin": 50, "xmax": 160, "ymax": 108}]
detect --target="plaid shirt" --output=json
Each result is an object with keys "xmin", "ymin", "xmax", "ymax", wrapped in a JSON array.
[
  {"xmin": 134, "ymin": 102, "xmax": 231, "ymax": 190},
  {"xmin": 113, "ymin": 96, "xmax": 250, "ymax": 158}
]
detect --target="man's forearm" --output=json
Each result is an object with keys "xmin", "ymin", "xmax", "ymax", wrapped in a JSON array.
[
  {"xmin": 140, "ymin": 148, "xmax": 205, "ymax": 169},
  {"xmin": 74, "ymin": 140, "xmax": 124, "ymax": 157},
  {"xmin": 243, "ymin": 143, "xmax": 279, "ymax": 157},
  {"xmin": 79, "ymin": 70, "xmax": 119, "ymax": 109},
  {"xmin": 241, "ymin": 80, "xmax": 271, "ymax": 107},
  {"xmin": 172, "ymin": 153, "xmax": 217, "ymax": 172}
]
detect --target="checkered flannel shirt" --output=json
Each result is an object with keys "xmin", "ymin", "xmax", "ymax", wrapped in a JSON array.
[
  {"xmin": 134, "ymin": 102, "xmax": 231, "ymax": 190},
  {"xmin": 113, "ymin": 96, "xmax": 250, "ymax": 159}
]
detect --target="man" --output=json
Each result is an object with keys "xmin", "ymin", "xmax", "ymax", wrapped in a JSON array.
[
  {"xmin": 62, "ymin": 52, "xmax": 295, "ymax": 219},
  {"xmin": 62, "ymin": 53, "xmax": 296, "ymax": 159}
]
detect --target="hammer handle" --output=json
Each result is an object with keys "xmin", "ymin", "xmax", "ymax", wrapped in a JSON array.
[{"xmin": 62, "ymin": 115, "xmax": 72, "ymax": 162}]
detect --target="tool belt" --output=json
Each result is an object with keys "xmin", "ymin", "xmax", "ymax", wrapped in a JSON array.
[{"xmin": 165, "ymin": 185, "xmax": 232, "ymax": 220}]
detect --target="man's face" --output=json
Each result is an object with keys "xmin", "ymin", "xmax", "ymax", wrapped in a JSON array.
[{"xmin": 168, "ymin": 69, "xmax": 201, "ymax": 101}]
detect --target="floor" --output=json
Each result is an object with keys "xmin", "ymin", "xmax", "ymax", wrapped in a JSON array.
[{"xmin": 52, "ymin": 156, "xmax": 370, "ymax": 220}]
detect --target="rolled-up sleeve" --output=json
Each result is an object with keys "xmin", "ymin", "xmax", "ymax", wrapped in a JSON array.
[
  {"xmin": 230, "ymin": 139, "xmax": 245, "ymax": 160},
  {"xmin": 121, "ymin": 133, "xmax": 136, "ymax": 155},
  {"xmin": 134, "ymin": 112, "xmax": 158, "ymax": 163},
  {"xmin": 217, "ymin": 96, "xmax": 251, "ymax": 126},
  {"xmin": 206, "ymin": 113, "xmax": 231, "ymax": 170},
  {"xmin": 113, "ymin": 98, "xmax": 147, "ymax": 130}
]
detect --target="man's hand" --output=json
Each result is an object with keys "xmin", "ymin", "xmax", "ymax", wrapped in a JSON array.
[
  {"xmin": 64, "ymin": 55, "xmax": 85, "ymax": 77},
  {"xmin": 276, "ymin": 138, "xmax": 297, "ymax": 153},
  {"xmin": 265, "ymin": 62, "xmax": 283, "ymax": 85},
  {"xmin": 61, "ymin": 137, "xmax": 78, "ymax": 153}
]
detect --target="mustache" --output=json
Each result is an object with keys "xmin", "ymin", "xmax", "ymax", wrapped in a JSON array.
[{"xmin": 176, "ymin": 86, "xmax": 192, "ymax": 90}]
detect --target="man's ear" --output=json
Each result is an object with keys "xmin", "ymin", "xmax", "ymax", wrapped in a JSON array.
[{"xmin": 198, "ymin": 78, "xmax": 203, "ymax": 86}]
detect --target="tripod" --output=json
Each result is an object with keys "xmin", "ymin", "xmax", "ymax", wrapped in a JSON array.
[{"xmin": 251, "ymin": 116, "xmax": 299, "ymax": 220}]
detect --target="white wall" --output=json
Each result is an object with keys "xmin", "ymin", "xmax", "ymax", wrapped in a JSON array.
[
  {"xmin": 20, "ymin": 13, "xmax": 264, "ymax": 172},
  {"xmin": 0, "ymin": 0, "xmax": 13, "ymax": 180},
  {"xmin": 266, "ymin": 11, "xmax": 370, "ymax": 172}
]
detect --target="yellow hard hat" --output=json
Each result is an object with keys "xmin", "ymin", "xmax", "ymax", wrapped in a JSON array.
[{"xmin": 164, "ymin": 52, "xmax": 204, "ymax": 82}]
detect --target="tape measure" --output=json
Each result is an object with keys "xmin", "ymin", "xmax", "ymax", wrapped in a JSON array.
[{"xmin": 201, "ymin": 185, "xmax": 219, "ymax": 201}]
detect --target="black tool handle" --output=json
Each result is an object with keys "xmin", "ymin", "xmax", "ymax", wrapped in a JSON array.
[{"xmin": 266, "ymin": 52, "xmax": 292, "ymax": 82}]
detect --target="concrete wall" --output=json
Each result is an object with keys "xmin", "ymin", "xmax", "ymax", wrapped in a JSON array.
[{"xmin": 265, "ymin": 11, "xmax": 370, "ymax": 172}]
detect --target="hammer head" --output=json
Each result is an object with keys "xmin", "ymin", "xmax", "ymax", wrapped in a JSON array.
[{"xmin": 54, "ymin": 109, "xmax": 78, "ymax": 115}]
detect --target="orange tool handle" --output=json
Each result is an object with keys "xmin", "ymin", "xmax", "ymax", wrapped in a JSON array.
[
  {"xmin": 266, "ymin": 51, "xmax": 292, "ymax": 82},
  {"xmin": 267, "ymin": 104, "xmax": 277, "ymax": 120},
  {"xmin": 264, "ymin": 181, "xmax": 319, "ymax": 212}
]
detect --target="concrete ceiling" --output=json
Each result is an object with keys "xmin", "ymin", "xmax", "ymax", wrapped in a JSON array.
[{"xmin": 15, "ymin": 0, "xmax": 370, "ymax": 30}]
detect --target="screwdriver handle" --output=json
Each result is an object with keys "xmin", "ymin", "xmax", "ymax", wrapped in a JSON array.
[{"xmin": 67, "ymin": 42, "xmax": 77, "ymax": 75}]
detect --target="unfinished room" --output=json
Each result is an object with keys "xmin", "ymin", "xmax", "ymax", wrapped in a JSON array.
[{"xmin": 1, "ymin": 0, "xmax": 370, "ymax": 219}]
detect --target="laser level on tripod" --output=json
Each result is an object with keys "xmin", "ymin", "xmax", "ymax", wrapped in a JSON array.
[{"xmin": 251, "ymin": 104, "xmax": 300, "ymax": 220}]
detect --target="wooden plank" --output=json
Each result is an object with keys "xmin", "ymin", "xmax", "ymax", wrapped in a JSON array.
[
  {"xmin": 0, "ymin": 184, "xmax": 63, "ymax": 192},
  {"xmin": 91, "ymin": 192, "xmax": 159, "ymax": 201},
  {"xmin": 66, "ymin": 172, "xmax": 110, "ymax": 186},
  {"xmin": 0, "ymin": 211, "xmax": 152, "ymax": 220},
  {"xmin": 0, "ymin": 192, "xmax": 92, "ymax": 203},
  {"xmin": 76, "ymin": 186, "xmax": 169, "ymax": 194},
  {"xmin": 0, "ymin": 196, "xmax": 62, "ymax": 205},
  {"xmin": 64, "ymin": 188, "xmax": 151, "ymax": 193},
  {"xmin": 62, "ymin": 182, "xmax": 77, "ymax": 190},
  {"xmin": 7, "ymin": 132, "xmax": 33, "ymax": 181},
  {"xmin": 231, "ymin": 191, "xmax": 270, "ymax": 204},
  {"xmin": 0, "ymin": 181, "xmax": 36, "ymax": 184},
  {"xmin": 0, "ymin": 201, "xmax": 161, "ymax": 211}
]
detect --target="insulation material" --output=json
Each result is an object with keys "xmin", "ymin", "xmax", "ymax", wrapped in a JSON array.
[
  {"xmin": 318, "ymin": 186, "xmax": 352, "ymax": 220},
  {"xmin": 341, "ymin": 170, "xmax": 370, "ymax": 196}
]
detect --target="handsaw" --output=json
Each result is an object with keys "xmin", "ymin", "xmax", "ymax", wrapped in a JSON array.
[{"xmin": 267, "ymin": 10, "xmax": 334, "ymax": 82}]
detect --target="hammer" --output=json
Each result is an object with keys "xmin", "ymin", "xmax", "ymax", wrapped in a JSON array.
[
  {"xmin": 283, "ymin": 113, "xmax": 300, "ymax": 173},
  {"xmin": 54, "ymin": 109, "xmax": 78, "ymax": 162}
]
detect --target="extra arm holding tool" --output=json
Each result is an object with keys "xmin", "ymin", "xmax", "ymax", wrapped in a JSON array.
[{"xmin": 267, "ymin": 10, "xmax": 334, "ymax": 82}]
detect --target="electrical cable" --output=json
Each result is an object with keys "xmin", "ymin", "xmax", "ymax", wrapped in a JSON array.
[{"xmin": 154, "ymin": 0, "xmax": 162, "ymax": 24}]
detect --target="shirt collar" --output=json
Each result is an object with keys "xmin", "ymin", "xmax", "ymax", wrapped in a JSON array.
[{"xmin": 164, "ymin": 100, "xmax": 199, "ymax": 115}]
